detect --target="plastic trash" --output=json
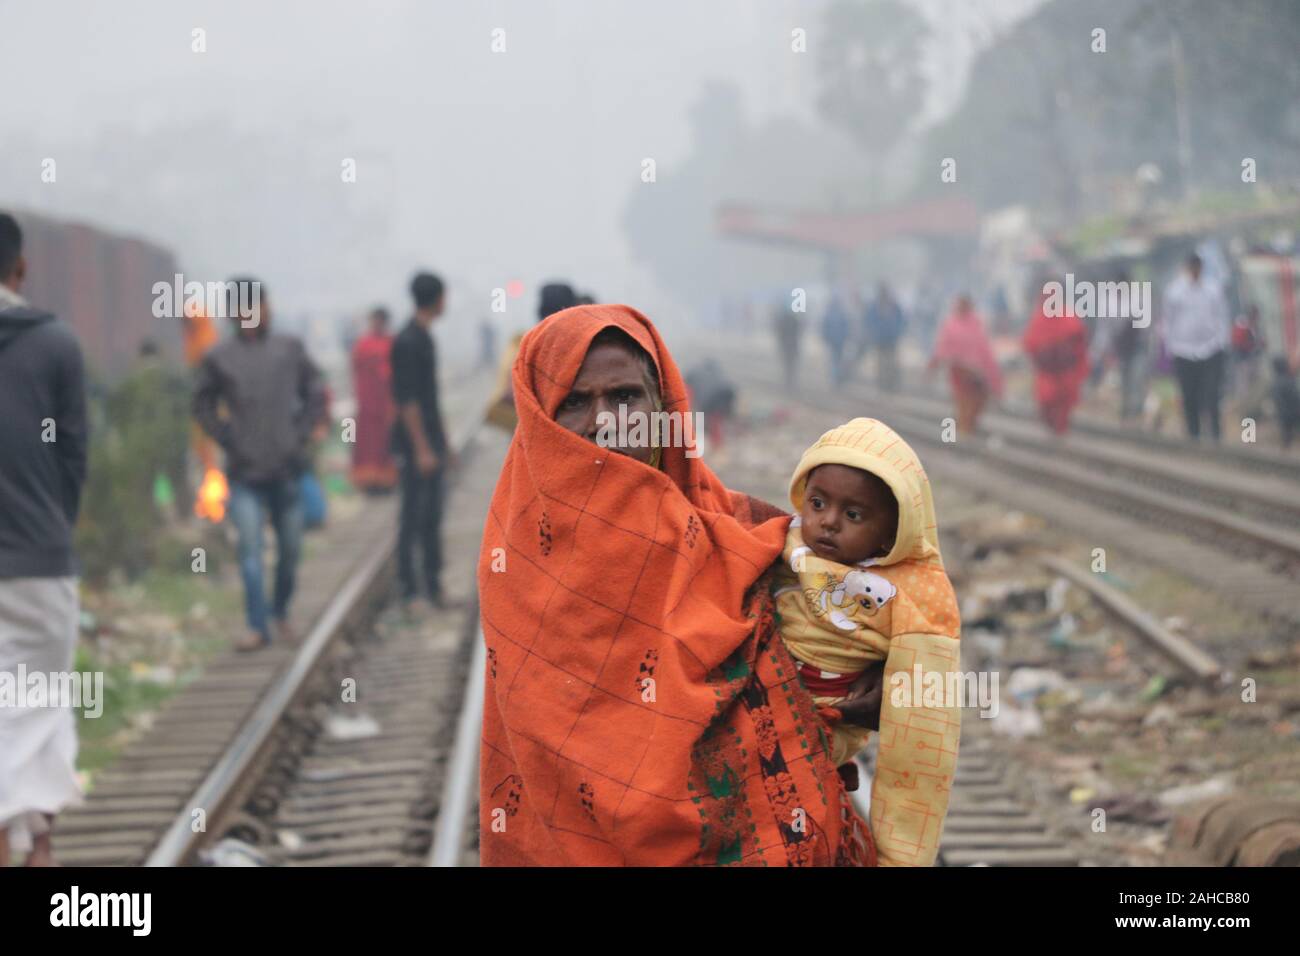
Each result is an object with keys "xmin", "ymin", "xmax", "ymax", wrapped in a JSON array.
[
  {"xmin": 1142, "ymin": 703, "xmax": 1178, "ymax": 727},
  {"xmin": 989, "ymin": 702, "xmax": 1044, "ymax": 738},
  {"xmin": 1159, "ymin": 775, "xmax": 1234, "ymax": 807},
  {"xmin": 325, "ymin": 713, "xmax": 381, "ymax": 741},
  {"xmin": 1006, "ymin": 667, "xmax": 1068, "ymax": 704},
  {"xmin": 198, "ymin": 838, "xmax": 271, "ymax": 867},
  {"xmin": 1139, "ymin": 675, "xmax": 1168, "ymax": 703}
]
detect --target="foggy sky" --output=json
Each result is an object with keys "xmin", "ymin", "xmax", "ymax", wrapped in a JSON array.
[{"xmin": 2, "ymin": 0, "xmax": 1042, "ymax": 356}]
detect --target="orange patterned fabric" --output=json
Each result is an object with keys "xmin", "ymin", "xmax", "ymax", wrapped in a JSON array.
[{"xmin": 477, "ymin": 304, "xmax": 870, "ymax": 866}]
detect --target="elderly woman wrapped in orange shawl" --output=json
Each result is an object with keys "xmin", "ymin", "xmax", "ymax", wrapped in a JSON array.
[{"xmin": 477, "ymin": 304, "xmax": 872, "ymax": 866}]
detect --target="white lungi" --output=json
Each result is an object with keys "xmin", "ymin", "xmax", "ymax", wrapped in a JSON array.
[{"xmin": 0, "ymin": 577, "xmax": 84, "ymax": 854}]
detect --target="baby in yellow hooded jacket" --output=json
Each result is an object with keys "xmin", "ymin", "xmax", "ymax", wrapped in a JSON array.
[{"xmin": 773, "ymin": 418, "xmax": 961, "ymax": 867}]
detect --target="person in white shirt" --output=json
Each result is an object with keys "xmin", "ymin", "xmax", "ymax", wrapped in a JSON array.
[{"xmin": 1161, "ymin": 253, "xmax": 1230, "ymax": 441}]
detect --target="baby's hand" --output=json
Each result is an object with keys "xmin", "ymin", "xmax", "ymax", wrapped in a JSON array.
[
  {"xmin": 843, "ymin": 665, "xmax": 877, "ymax": 699},
  {"xmin": 837, "ymin": 662, "xmax": 885, "ymax": 731}
]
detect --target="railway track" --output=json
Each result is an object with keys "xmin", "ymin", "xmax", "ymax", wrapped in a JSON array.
[
  {"xmin": 716, "ymin": 348, "xmax": 1280, "ymax": 866},
  {"xmin": 871, "ymin": 401, "xmax": 1300, "ymax": 570},
  {"xmin": 894, "ymin": 554, "xmax": 1222, "ymax": 868},
  {"xmin": 940, "ymin": 725, "xmax": 1081, "ymax": 867},
  {"xmin": 847, "ymin": 722, "xmax": 1082, "ymax": 868},
  {"xmin": 138, "ymin": 420, "xmax": 498, "ymax": 867},
  {"xmin": 867, "ymin": 386, "xmax": 1300, "ymax": 547},
  {"xmin": 53, "ymin": 506, "xmax": 395, "ymax": 866},
  {"xmin": 61, "ymin": 339, "xmax": 1288, "ymax": 869},
  {"xmin": 711, "ymin": 337, "xmax": 1300, "ymax": 512},
  {"xmin": 199, "ymin": 601, "xmax": 479, "ymax": 866},
  {"xmin": 896, "ymin": 378, "xmax": 1300, "ymax": 484},
  {"xmin": 726, "ymin": 347, "xmax": 1300, "ymax": 552},
  {"xmin": 927, "ymin": 544, "xmax": 1227, "ymax": 867},
  {"xmin": 717, "ymin": 347, "xmax": 1300, "ymax": 629},
  {"xmin": 52, "ymin": 370, "xmax": 498, "ymax": 866}
]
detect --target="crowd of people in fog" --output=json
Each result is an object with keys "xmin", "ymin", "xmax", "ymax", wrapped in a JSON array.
[{"xmin": 773, "ymin": 254, "xmax": 1300, "ymax": 446}]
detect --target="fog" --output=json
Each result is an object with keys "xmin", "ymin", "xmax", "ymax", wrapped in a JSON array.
[{"xmin": 2, "ymin": 0, "xmax": 1045, "ymax": 359}]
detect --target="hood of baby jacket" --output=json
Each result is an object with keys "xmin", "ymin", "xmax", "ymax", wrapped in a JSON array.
[{"xmin": 788, "ymin": 417, "xmax": 944, "ymax": 571}]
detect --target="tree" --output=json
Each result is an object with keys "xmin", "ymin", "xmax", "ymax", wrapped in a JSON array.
[
  {"xmin": 913, "ymin": 0, "xmax": 1300, "ymax": 218},
  {"xmin": 815, "ymin": 0, "xmax": 930, "ymax": 165}
]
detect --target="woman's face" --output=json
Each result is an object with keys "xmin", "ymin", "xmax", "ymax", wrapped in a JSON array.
[{"xmin": 555, "ymin": 342, "xmax": 657, "ymax": 465}]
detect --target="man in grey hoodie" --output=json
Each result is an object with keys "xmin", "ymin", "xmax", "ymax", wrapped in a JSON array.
[{"xmin": 0, "ymin": 212, "xmax": 88, "ymax": 867}]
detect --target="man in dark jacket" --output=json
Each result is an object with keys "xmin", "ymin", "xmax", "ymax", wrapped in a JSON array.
[
  {"xmin": 193, "ymin": 278, "xmax": 325, "ymax": 651},
  {"xmin": 0, "ymin": 212, "xmax": 88, "ymax": 866}
]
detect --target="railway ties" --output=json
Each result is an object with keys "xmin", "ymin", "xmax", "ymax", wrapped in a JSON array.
[
  {"xmin": 849, "ymin": 723, "xmax": 1080, "ymax": 867},
  {"xmin": 150, "ymin": 416, "xmax": 506, "ymax": 867},
  {"xmin": 714, "ymin": 344, "xmax": 1282, "ymax": 868},
  {"xmin": 53, "ymin": 374, "xmax": 498, "ymax": 867},
  {"xmin": 58, "ymin": 343, "xmax": 1289, "ymax": 869},
  {"xmin": 52, "ymin": 544, "xmax": 377, "ymax": 867},
  {"xmin": 939, "ymin": 720, "xmax": 1079, "ymax": 867},
  {"xmin": 250, "ymin": 616, "xmax": 470, "ymax": 867}
]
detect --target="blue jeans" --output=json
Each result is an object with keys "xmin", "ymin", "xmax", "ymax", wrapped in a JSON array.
[{"xmin": 228, "ymin": 477, "xmax": 304, "ymax": 640}]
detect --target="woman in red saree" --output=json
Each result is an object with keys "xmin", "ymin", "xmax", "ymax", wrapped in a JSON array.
[
  {"xmin": 349, "ymin": 307, "xmax": 398, "ymax": 491},
  {"xmin": 1023, "ymin": 291, "xmax": 1090, "ymax": 436},
  {"xmin": 477, "ymin": 304, "xmax": 874, "ymax": 866},
  {"xmin": 929, "ymin": 295, "xmax": 1004, "ymax": 435}
]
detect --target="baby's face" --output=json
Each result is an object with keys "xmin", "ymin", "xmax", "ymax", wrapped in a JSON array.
[{"xmin": 800, "ymin": 464, "xmax": 898, "ymax": 565}]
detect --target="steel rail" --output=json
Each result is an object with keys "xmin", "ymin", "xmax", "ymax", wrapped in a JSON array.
[
  {"xmin": 145, "ymin": 417, "xmax": 485, "ymax": 867},
  {"xmin": 428, "ymin": 626, "xmax": 486, "ymax": 867}
]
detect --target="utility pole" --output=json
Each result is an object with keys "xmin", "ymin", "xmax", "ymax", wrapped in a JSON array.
[{"xmin": 1171, "ymin": 32, "xmax": 1194, "ymax": 202}]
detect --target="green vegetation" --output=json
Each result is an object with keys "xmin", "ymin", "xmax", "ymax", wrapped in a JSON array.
[
  {"xmin": 76, "ymin": 359, "xmax": 192, "ymax": 584},
  {"xmin": 75, "ymin": 567, "xmax": 236, "ymax": 775},
  {"xmin": 1103, "ymin": 753, "xmax": 1151, "ymax": 783},
  {"xmin": 1067, "ymin": 214, "xmax": 1132, "ymax": 257},
  {"xmin": 74, "ymin": 646, "xmax": 176, "ymax": 774}
]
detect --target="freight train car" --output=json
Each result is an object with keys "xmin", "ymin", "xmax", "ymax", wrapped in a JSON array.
[{"xmin": 13, "ymin": 210, "xmax": 181, "ymax": 380}]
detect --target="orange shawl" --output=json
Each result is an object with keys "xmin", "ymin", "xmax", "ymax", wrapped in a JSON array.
[{"xmin": 477, "ymin": 304, "xmax": 870, "ymax": 866}]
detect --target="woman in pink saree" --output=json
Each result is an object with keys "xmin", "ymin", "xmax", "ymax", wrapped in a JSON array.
[{"xmin": 929, "ymin": 295, "xmax": 1004, "ymax": 435}]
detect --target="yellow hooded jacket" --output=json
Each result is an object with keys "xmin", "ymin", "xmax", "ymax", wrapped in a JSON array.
[{"xmin": 774, "ymin": 418, "xmax": 961, "ymax": 867}]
